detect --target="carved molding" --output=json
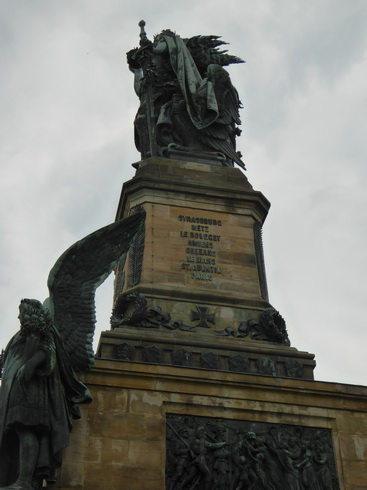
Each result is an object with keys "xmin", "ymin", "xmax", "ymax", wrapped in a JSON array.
[
  {"xmin": 111, "ymin": 293, "xmax": 195, "ymax": 331},
  {"xmin": 216, "ymin": 307, "xmax": 290, "ymax": 346},
  {"xmin": 128, "ymin": 205, "xmax": 146, "ymax": 288},
  {"xmin": 113, "ymin": 257, "xmax": 126, "ymax": 306},
  {"xmin": 254, "ymin": 220, "xmax": 269, "ymax": 302},
  {"xmin": 112, "ymin": 294, "xmax": 290, "ymax": 346}
]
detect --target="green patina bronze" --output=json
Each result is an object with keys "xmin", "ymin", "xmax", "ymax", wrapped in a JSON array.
[
  {"xmin": 128, "ymin": 21, "xmax": 246, "ymax": 168},
  {"xmin": 0, "ymin": 211, "xmax": 145, "ymax": 489}
]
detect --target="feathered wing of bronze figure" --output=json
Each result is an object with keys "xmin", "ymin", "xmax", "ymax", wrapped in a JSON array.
[
  {"xmin": 180, "ymin": 34, "xmax": 245, "ymax": 168},
  {"xmin": 0, "ymin": 210, "xmax": 146, "ymax": 488},
  {"xmin": 128, "ymin": 23, "xmax": 246, "ymax": 169},
  {"xmin": 45, "ymin": 208, "xmax": 146, "ymax": 372}
]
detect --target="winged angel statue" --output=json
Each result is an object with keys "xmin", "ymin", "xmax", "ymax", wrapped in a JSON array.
[
  {"xmin": 128, "ymin": 21, "xmax": 246, "ymax": 169},
  {"xmin": 0, "ymin": 210, "xmax": 145, "ymax": 489}
]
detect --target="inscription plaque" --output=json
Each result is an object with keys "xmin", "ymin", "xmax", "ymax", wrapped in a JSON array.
[{"xmin": 179, "ymin": 214, "xmax": 223, "ymax": 282}]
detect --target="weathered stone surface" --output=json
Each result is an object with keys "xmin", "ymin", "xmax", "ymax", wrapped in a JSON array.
[
  {"xmin": 97, "ymin": 326, "xmax": 316, "ymax": 380},
  {"xmin": 113, "ymin": 158, "xmax": 271, "ymax": 323},
  {"xmin": 86, "ymin": 411, "xmax": 162, "ymax": 440},
  {"xmin": 57, "ymin": 360, "xmax": 367, "ymax": 489},
  {"xmin": 57, "ymin": 153, "xmax": 367, "ymax": 489}
]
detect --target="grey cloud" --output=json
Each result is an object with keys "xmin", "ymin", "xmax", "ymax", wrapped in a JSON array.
[{"xmin": 1, "ymin": 0, "xmax": 366, "ymax": 386}]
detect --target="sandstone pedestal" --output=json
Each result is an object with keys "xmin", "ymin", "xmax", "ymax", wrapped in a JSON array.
[
  {"xmin": 114, "ymin": 157, "xmax": 271, "ymax": 319},
  {"xmin": 106, "ymin": 157, "xmax": 314, "ymax": 380},
  {"xmin": 56, "ymin": 157, "xmax": 367, "ymax": 489},
  {"xmin": 57, "ymin": 361, "xmax": 367, "ymax": 489}
]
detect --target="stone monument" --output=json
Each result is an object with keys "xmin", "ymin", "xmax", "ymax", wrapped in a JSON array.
[{"xmin": 1, "ymin": 21, "xmax": 367, "ymax": 489}]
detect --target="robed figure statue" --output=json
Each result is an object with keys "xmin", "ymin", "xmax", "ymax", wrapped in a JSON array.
[
  {"xmin": 127, "ymin": 21, "xmax": 246, "ymax": 169},
  {"xmin": 0, "ymin": 211, "xmax": 145, "ymax": 489}
]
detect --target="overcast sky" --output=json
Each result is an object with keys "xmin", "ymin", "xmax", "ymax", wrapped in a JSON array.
[{"xmin": 1, "ymin": 0, "xmax": 366, "ymax": 386}]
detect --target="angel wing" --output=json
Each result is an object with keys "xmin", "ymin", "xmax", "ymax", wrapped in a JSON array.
[
  {"xmin": 199, "ymin": 64, "xmax": 245, "ymax": 169},
  {"xmin": 182, "ymin": 36, "xmax": 245, "ymax": 168},
  {"xmin": 45, "ymin": 209, "xmax": 145, "ymax": 372},
  {"xmin": 184, "ymin": 35, "xmax": 244, "ymax": 77}
]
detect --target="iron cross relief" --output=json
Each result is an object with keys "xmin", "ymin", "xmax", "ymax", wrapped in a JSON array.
[{"xmin": 191, "ymin": 306, "xmax": 216, "ymax": 328}]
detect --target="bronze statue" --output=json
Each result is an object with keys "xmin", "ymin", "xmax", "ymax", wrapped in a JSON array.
[
  {"xmin": 127, "ymin": 21, "xmax": 246, "ymax": 169},
  {"xmin": 0, "ymin": 211, "xmax": 145, "ymax": 489},
  {"xmin": 175, "ymin": 425, "xmax": 227, "ymax": 490},
  {"xmin": 166, "ymin": 415, "xmax": 340, "ymax": 490}
]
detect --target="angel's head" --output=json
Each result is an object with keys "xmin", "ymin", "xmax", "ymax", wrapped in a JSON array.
[
  {"xmin": 154, "ymin": 29, "xmax": 176, "ymax": 45},
  {"xmin": 19, "ymin": 298, "xmax": 52, "ymax": 338},
  {"xmin": 160, "ymin": 29, "xmax": 176, "ymax": 37}
]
